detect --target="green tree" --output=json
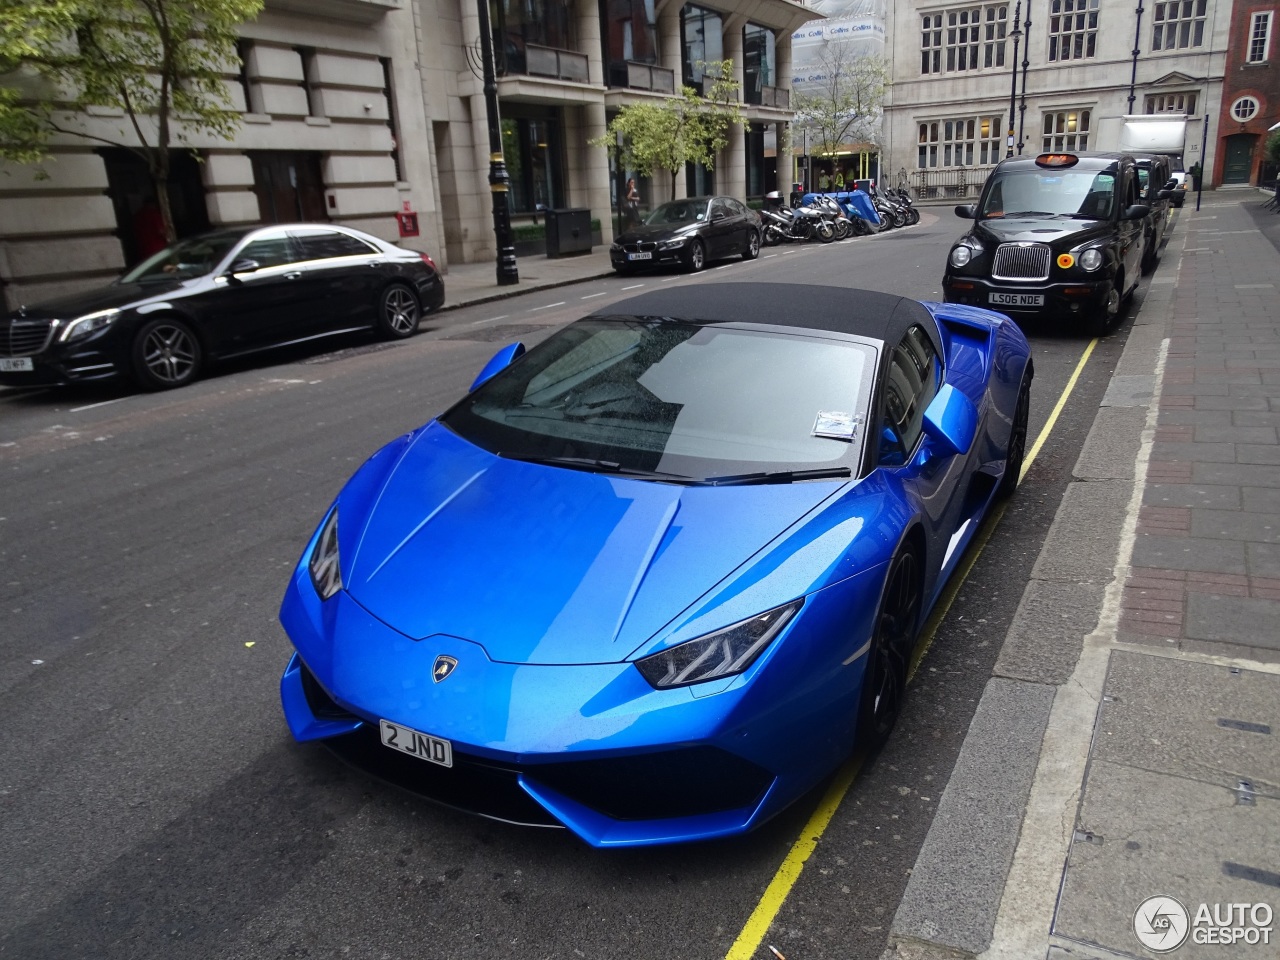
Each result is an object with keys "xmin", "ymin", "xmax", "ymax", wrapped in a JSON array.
[
  {"xmin": 1, "ymin": 0, "xmax": 263, "ymax": 242},
  {"xmin": 590, "ymin": 60, "xmax": 745, "ymax": 199},
  {"xmin": 792, "ymin": 45, "xmax": 887, "ymax": 161},
  {"xmin": 1266, "ymin": 129, "xmax": 1280, "ymax": 165}
]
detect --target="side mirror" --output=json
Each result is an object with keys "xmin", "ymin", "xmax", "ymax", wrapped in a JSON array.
[
  {"xmin": 1163, "ymin": 178, "xmax": 1179, "ymax": 191},
  {"xmin": 955, "ymin": 204, "xmax": 977, "ymax": 219},
  {"xmin": 712, "ymin": 211, "xmax": 727, "ymax": 221},
  {"xmin": 470, "ymin": 341, "xmax": 526, "ymax": 392},
  {"xmin": 228, "ymin": 258, "xmax": 260, "ymax": 276},
  {"xmin": 921, "ymin": 384, "xmax": 978, "ymax": 458},
  {"xmin": 1157, "ymin": 189, "xmax": 1174, "ymax": 200},
  {"xmin": 1122, "ymin": 203, "xmax": 1151, "ymax": 221}
]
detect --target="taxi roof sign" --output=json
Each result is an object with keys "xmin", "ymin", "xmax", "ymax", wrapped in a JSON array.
[{"xmin": 1035, "ymin": 153, "xmax": 1080, "ymax": 168}]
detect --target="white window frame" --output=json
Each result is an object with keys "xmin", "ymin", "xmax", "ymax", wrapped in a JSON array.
[
  {"xmin": 918, "ymin": 114, "xmax": 1004, "ymax": 167},
  {"xmin": 1231, "ymin": 96, "xmax": 1260, "ymax": 121},
  {"xmin": 1247, "ymin": 11, "xmax": 1273, "ymax": 63},
  {"xmin": 1152, "ymin": 0, "xmax": 1208, "ymax": 51},
  {"xmin": 1042, "ymin": 108, "xmax": 1092, "ymax": 152},
  {"xmin": 1144, "ymin": 91, "xmax": 1198, "ymax": 114},
  {"xmin": 920, "ymin": 4, "xmax": 1009, "ymax": 75},
  {"xmin": 1048, "ymin": 0, "xmax": 1099, "ymax": 62}
]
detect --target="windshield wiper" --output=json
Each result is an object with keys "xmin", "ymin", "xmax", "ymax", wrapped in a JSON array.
[
  {"xmin": 498, "ymin": 453, "xmax": 695, "ymax": 483},
  {"xmin": 699, "ymin": 467, "xmax": 853, "ymax": 486}
]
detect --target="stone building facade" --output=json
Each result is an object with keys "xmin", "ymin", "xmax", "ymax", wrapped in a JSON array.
[
  {"xmin": 0, "ymin": 0, "xmax": 817, "ymax": 311},
  {"xmin": 881, "ymin": 0, "xmax": 1233, "ymax": 200}
]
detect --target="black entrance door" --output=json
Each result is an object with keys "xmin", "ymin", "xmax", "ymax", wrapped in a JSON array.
[{"xmin": 1223, "ymin": 134, "xmax": 1257, "ymax": 185}]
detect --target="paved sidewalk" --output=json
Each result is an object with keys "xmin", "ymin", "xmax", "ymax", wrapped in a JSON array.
[
  {"xmin": 438, "ymin": 249, "xmax": 615, "ymax": 311},
  {"xmin": 884, "ymin": 195, "xmax": 1280, "ymax": 960}
]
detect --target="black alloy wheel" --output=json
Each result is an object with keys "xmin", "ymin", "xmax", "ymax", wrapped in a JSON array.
[
  {"xmin": 997, "ymin": 371, "xmax": 1031, "ymax": 499},
  {"xmin": 742, "ymin": 229, "xmax": 761, "ymax": 260},
  {"xmin": 684, "ymin": 239, "xmax": 706, "ymax": 272},
  {"xmin": 132, "ymin": 317, "xmax": 202, "ymax": 390},
  {"xmin": 1087, "ymin": 277, "xmax": 1123, "ymax": 336},
  {"xmin": 856, "ymin": 546, "xmax": 923, "ymax": 753},
  {"xmin": 377, "ymin": 283, "xmax": 421, "ymax": 339}
]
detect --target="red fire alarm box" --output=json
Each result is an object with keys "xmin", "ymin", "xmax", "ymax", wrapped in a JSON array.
[{"xmin": 396, "ymin": 211, "xmax": 420, "ymax": 237}]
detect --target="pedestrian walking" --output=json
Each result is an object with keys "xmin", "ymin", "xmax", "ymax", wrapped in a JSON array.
[
  {"xmin": 818, "ymin": 170, "xmax": 831, "ymax": 192},
  {"xmin": 625, "ymin": 178, "xmax": 641, "ymax": 224}
]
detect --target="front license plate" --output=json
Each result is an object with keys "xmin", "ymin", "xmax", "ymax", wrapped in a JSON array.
[
  {"xmin": 627, "ymin": 252, "xmax": 653, "ymax": 261},
  {"xmin": 0, "ymin": 358, "xmax": 34, "ymax": 372},
  {"xmin": 379, "ymin": 719, "xmax": 453, "ymax": 768},
  {"xmin": 990, "ymin": 292, "xmax": 1045, "ymax": 307}
]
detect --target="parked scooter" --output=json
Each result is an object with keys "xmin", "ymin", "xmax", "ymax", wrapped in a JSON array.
[{"xmin": 891, "ymin": 187, "xmax": 921, "ymax": 226}]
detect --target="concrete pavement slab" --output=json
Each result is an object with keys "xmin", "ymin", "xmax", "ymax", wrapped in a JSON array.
[
  {"xmin": 994, "ymin": 581, "xmax": 1107, "ymax": 684},
  {"xmin": 1074, "ymin": 408, "xmax": 1146, "ymax": 480},
  {"xmin": 1031, "ymin": 481, "xmax": 1134, "ymax": 582},
  {"xmin": 1143, "ymin": 483, "xmax": 1242, "ymax": 509},
  {"xmin": 1129, "ymin": 534, "xmax": 1247, "ymax": 573},
  {"xmin": 1184, "ymin": 593, "xmax": 1280, "ymax": 654}
]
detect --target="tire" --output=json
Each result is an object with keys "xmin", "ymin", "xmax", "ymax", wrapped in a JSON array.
[
  {"xmin": 815, "ymin": 220, "xmax": 836, "ymax": 243},
  {"xmin": 834, "ymin": 219, "xmax": 852, "ymax": 240},
  {"xmin": 763, "ymin": 225, "xmax": 783, "ymax": 246},
  {"xmin": 891, "ymin": 210, "xmax": 906, "ymax": 228},
  {"xmin": 131, "ymin": 317, "xmax": 202, "ymax": 391},
  {"xmin": 1086, "ymin": 277, "xmax": 1123, "ymax": 336},
  {"xmin": 684, "ymin": 239, "xmax": 706, "ymax": 272},
  {"xmin": 997, "ymin": 370, "xmax": 1031, "ymax": 499},
  {"xmin": 907, "ymin": 208, "xmax": 921, "ymax": 226},
  {"xmin": 742, "ymin": 229, "xmax": 761, "ymax": 260},
  {"xmin": 377, "ymin": 283, "xmax": 421, "ymax": 339},
  {"xmin": 856, "ymin": 545, "xmax": 923, "ymax": 753}
]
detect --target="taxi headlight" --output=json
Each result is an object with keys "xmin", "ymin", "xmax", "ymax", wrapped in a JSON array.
[
  {"xmin": 1079, "ymin": 248, "xmax": 1104, "ymax": 272},
  {"xmin": 948, "ymin": 245, "xmax": 973, "ymax": 268}
]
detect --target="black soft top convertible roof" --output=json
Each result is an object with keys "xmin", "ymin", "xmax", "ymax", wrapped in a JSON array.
[{"xmin": 594, "ymin": 283, "xmax": 939, "ymax": 355}]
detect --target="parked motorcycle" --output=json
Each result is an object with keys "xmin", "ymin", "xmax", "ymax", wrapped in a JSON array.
[
  {"xmin": 760, "ymin": 196, "xmax": 835, "ymax": 244},
  {"xmin": 892, "ymin": 187, "xmax": 921, "ymax": 226}
]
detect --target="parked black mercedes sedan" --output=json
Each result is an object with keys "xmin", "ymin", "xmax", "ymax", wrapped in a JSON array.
[
  {"xmin": 942, "ymin": 153, "xmax": 1149, "ymax": 336},
  {"xmin": 610, "ymin": 196, "xmax": 761, "ymax": 273},
  {"xmin": 0, "ymin": 224, "xmax": 444, "ymax": 390}
]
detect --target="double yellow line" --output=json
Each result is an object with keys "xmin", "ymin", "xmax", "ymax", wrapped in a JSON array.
[{"xmin": 725, "ymin": 338, "xmax": 1098, "ymax": 960}]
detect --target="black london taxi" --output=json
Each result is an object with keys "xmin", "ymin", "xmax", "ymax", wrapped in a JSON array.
[
  {"xmin": 942, "ymin": 152, "xmax": 1149, "ymax": 335},
  {"xmin": 1132, "ymin": 152, "xmax": 1174, "ymax": 273}
]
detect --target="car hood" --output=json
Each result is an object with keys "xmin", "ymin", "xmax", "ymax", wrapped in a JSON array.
[
  {"xmin": 615, "ymin": 222, "xmax": 701, "ymax": 244},
  {"xmin": 342, "ymin": 423, "xmax": 843, "ymax": 666},
  {"xmin": 11, "ymin": 280, "xmax": 184, "ymax": 319},
  {"xmin": 974, "ymin": 217, "xmax": 1110, "ymax": 246}
]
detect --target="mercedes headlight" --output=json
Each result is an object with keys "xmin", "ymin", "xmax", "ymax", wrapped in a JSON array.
[
  {"xmin": 308, "ymin": 509, "xmax": 342, "ymax": 600},
  {"xmin": 1079, "ymin": 248, "xmax": 1104, "ymax": 272},
  {"xmin": 59, "ymin": 308, "xmax": 119, "ymax": 343},
  {"xmin": 948, "ymin": 245, "xmax": 973, "ymax": 268},
  {"xmin": 635, "ymin": 599, "xmax": 804, "ymax": 689},
  {"xmin": 658, "ymin": 236, "xmax": 689, "ymax": 250}
]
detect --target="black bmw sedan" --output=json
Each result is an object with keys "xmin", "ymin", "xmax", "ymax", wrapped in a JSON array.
[
  {"xmin": 610, "ymin": 196, "xmax": 761, "ymax": 273},
  {"xmin": 0, "ymin": 223, "xmax": 444, "ymax": 390}
]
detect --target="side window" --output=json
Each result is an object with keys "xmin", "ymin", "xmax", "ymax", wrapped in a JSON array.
[
  {"xmin": 237, "ymin": 236, "xmax": 297, "ymax": 269},
  {"xmin": 711, "ymin": 199, "xmax": 731, "ymax": 219},
  {"xmin": 879, "ymin": 326, "xmax": 940, "ymax": 465},
  {"xmin": 295, "ymin": 231, "xmax": 378, "ymax": 261}
]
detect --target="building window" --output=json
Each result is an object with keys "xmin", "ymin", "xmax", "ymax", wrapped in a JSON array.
[
  {"xmin": 920, "ymin": 5, "xmax": 1007, "ymax": 75},
  {"xmin": 500, "ymin": 111, "xmax": 564, "ymax": 214},
  {"xmin": 1231, "ymin": 96, "xmax": 1260, "ymax": 122},
  {"xmin": 1248, "ymin": 11, "xmax": 1273, "ymax": 62},
  {"xmin": 1152, "ymin": 0, "xmax": 1207, "ymax": 50},
  {"xmin": 495, "ymin": 0, "xmax": 576, "ymax": 74},
  {"xmin": 681, "ymin": 4, "xmax": 724, "ymax": 91},
  {"xmin": 1048, "ymin": 0, "xmax": 1099, "ymax": 61},
  {"xmin": 917, "ymin": 115, "xmax": 1003, "ymax": 167},
  {"xmin": 1144, "ymin": 91, "xmax": 1198, "ymax": 113},
  {"xmin": 602, "ymin": 0, "xmax": 659, "ymax": 86},
  {"xmin": 1042, "ymin": 109, "xmax": 1091, "ymax": 151},
  {"xmin": 743, "ymin": 23, "xmax": 776, "ymax": 104},
  {"xmin": 236, "ymin": 39, "xmax": 256, "ymax": 113}
]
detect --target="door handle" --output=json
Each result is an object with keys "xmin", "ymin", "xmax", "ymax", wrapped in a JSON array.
[
  {"xmin": 367, "ymin": 260, "xmax": 386, "ymax": 267},
  {"xmin": 284, "ymin": 271, "xmax": 302, "ymax": 280}
]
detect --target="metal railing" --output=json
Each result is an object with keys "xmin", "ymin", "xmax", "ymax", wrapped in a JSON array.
[
  {"xmin": 910, "ymin": 166, "xmax": 996, "ymax": 201},
  {"xmin": 622, "ymin": 61, "xmax": 676, "ymax": 93},
  {"xmin": 525, "ymin": 43, "xmax": 589, "ymax": 83}
]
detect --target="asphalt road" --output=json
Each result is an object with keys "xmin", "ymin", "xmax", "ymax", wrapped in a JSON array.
[{"xmin": 0, "ymin": 213, "xmax": 1157, "ymax": 960}]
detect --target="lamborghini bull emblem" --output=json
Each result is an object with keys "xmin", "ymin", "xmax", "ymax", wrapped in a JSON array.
[{"xmin": 432, "ymin": 655, "xmax": 458, "ymax": 683}]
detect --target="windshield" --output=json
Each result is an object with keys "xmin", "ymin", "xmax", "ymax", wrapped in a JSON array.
[
  {"xmin": 643, "ymin": 200, "xmax": 710, "ymax": 226},
  {"xmin": 120, "ymin": 233, "xmax": 244, "ymax": 282},
  {"xmin": 979, "ymin": 169, "xmax": 1117, "ymax": 220},
  {"xmin": 441, "ymin": 318, "xmax": 876, "ymax": 479}
]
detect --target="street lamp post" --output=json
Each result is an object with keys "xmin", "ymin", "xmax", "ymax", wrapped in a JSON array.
[
  {"xmin": 1007, "ymin": 1, "xmax": 1023, "ymax": 158},
  {"xmin": 1127, "ymin": 0, "xmax": 1146, "ymax": 114},
  {"xmin": 474, "ymin": 0, "xmax": 519, "ymax": 285},
  {"xmin": 1017, "ymin": 1, "xmax": 1031, "ymax": 154}
]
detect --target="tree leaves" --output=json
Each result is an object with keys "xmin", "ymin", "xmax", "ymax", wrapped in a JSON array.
[{"xmin": 792, "ymin": 46, "xmax": 887, "ymax": 159}]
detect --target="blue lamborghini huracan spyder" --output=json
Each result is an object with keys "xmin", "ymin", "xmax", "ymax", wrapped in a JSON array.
[{"xmin": 279, "ymin": 283, "xmax": 1032, "ymax": 847}]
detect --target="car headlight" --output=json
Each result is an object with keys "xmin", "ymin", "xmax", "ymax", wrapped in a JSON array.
[
  {"xmin": 948, "ymin": 245, "xmax": 972, "ymax": 268},
  {"xmin": 1079, "ymin": 248, "xmax": 1104, "ymax": 272},
  {"xmin": 308, "ymin": 509, "xmax": 342, "ymax": 600},
  {"xmin": 634, "ymin": 598, "xmax": 804, "ymax": 689},
  {"xmin": 610, "ymin": 242, "xmax": 622, "ymax": 252},
  {"xmin": 59, "ymin": 308, "xmax": 119, "ymax": 343},
  {"xmin": 658, "ymin": 237, "xmax": 689, "ymax": 250}
]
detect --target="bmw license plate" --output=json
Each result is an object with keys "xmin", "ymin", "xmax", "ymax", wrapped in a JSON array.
[
  {"xmin": 627, "ymin": 252, "xmax": 652, "ymax": 261},
  {"xmin": 0, "ymin": 358, "xmax": 34, "ymax": 372},
  {"xmin": 990, "ymin": 292, "xmax": 1044, "ymax": 307},
  {"xmin": 379, "ymin": 719, "xmax": 453, "ymax": 768}
]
